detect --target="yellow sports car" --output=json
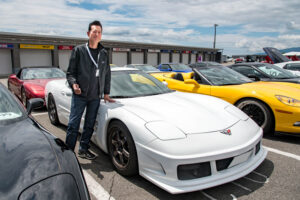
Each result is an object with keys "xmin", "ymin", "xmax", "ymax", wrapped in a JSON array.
[{"xmin": 152, "ymin": 65, "xmax": 300, "ymax": 136}]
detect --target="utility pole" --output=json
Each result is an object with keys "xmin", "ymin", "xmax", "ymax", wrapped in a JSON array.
[{"xmin": 213, "ymin": 24, "xmax": 218, "ymax": 49}]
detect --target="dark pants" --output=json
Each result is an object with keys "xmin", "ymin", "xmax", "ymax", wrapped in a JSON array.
[{"xmin": 66, "ymin": 94, "xmax": 100, "ymax": 152}]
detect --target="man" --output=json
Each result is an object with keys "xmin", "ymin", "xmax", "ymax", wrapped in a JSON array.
[{"xmin": 66, "ymin": 20, "xmax": 115, "ymax": 160}]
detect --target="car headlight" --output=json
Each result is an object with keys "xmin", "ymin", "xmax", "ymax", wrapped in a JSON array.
[
  {"xmin": 145, "ymin": 121, "xmax": 186, "ymax": 140},
  {"xmin": 275, "ymin": 95, "xmax": 300, "ymax": 107}
]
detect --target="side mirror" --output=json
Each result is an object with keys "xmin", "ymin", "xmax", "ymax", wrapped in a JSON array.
[
  {"xmin": 184, "ymin": 79, "xmax": 200, "ymax": 87},
  {"xmin": 247, "ymin": 74, "xmax": 260, "ymax": 81},
  {"xmin": 162, "ymin": 80, "xmax": 168, "ymax": 86},
  {"xmin": 27, "ymin": 98, "xmax": 44, "ymax": 114}
]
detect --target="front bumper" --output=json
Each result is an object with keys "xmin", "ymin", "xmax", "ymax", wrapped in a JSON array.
[
  {"xmin": 136, "ymin": 122, "xmax": 267, "ymax": 194},
  {"xmin": 274, "ymin": 106, "xmax": 300, "ymax": 135}
]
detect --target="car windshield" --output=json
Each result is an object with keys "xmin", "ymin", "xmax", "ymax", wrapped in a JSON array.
[
  {"xmin": 22, "ymin": 68, "xmax": 66, "ymax": 80},
  {"xmin": 256, "ymin": 63, "xmax": 298, "ymax": 79},
  {"xmin": 110, "ymin": 70, "xmax": 172, "ymax": 98},
  {"xmin": 133, "ymin": 65, "xmax": 160, "ymax": 72},
  {"xmin": 195, "ymin": 66, "xmax": 252, "ymax": 85},
  {"xmin": 0, "ymin": 85, "xmax": 26, "ymax": 125},
  {"xmin": 169, "ymin": 64, "xmax": 191, "ymax": 70}
]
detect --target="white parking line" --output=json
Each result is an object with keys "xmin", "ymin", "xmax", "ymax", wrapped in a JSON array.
[
  {"xmin": 83, "ymin": 170, "xmax": 115, "ymax": 200},
  {"xmin": 232, "ymin": 181, "xmax": 252, "ymax": 192},
  {"xmin": 201, "ymin": 191, "xmax": 217, "ymax": 200},
  {"xmin": 263, "ymin": 146, "xmax": 300, "ymax": 161},
  {"xmin": 32, "ymin": 112, "xmax": 48, "ymax": 116}
]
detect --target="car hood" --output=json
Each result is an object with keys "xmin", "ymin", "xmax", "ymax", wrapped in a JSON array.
[
  {"xmin": 263, "ymin": 47, "xmax": 291, "ymax": 63},
  {"xmin": 118, "ymin": 92, "xmax": 248, "ymax": 134},
  {"xmin": 0, "ymin": 118, "xmax": 60, "ymax": 197}
]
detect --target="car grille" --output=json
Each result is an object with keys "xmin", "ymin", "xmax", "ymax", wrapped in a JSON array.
[
  {"xmin": 177, "ymin": 141, "xmax": 261, "ymax": 180},
  {"xmin": 177, "ymin": 162, "xmax": 211, "ymax": 180},
  {"xmin": 216, "ymin": 157, "xmax": 234, "ymax": 171}
]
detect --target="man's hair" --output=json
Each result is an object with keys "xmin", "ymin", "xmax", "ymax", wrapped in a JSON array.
[{"xmin": 88, "ymin": 20, "xmax": 102, "ymax": 32}]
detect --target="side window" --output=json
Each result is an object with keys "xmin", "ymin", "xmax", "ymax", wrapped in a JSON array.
[
  {"xmin": 161, "ymin": 64, "xmax": 170, "ymax": 70},
  {"xmin": 233, "ymin": 66, "xmax": 255, "ymax": 76},
  {"xmin": 283, "ymin": 64, "xmax": 288, "ymax": 69}
]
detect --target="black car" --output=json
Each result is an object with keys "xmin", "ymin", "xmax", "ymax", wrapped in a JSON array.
[
  {"xmin": 0, "ymin": 83, "xmax": 90, "ymax": 200},
  {"xmin": 228, "ymin": 62, "xmax": 300, "ymax": 84},
  {"xmin": 189, "ymin": 61, "xmax": 223, "ymax": 68}
]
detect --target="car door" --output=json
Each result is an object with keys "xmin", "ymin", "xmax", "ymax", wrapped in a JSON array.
[{"xmin": 58, "ymin": 81, "xmax": 73, "ymax": 123}]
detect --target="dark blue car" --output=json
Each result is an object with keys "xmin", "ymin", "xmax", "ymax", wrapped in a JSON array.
[{"xmin": 156, "ymin": 63, "xmax": 192, "ymax": 72}]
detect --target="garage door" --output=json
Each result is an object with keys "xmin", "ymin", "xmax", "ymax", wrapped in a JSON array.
[
  {"xmin": 131, "ymin": 52, "xmax": 144, "ymax": 64},
  {"xmin": 58, "ymin": 50, "xmax": 72, "ymax": 72},
  {"xmin": 161, "ymin": 53, "xmax": 169, "ymax": 63},
  {"xmin": 182, "ymin": 53, "xmax": 189, "ymax": 64},
  {"xmin": 0, "ymin": 49, "xmax": 12, "ymax": 75},
  {"xmin": 112, "ymin": 52, "xmax": 127, "ymax": 67},
  {"xmin": 20, "ymin": 49, "xmax": 52, "ymax": 67},
  {"xmin": 172, "ymin": 53, "xmax": 180, "ymax": 63},
  {"xmin": 147, "ymin": 53, "xmax": 158, "ymax": 66},
  {"xmin": 191, "ymin": 54, "xmax": 196, "ymax": 63}
]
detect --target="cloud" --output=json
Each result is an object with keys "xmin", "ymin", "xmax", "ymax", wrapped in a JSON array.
[{"xmin": 0, "ymin": 0, "xmax": 299, "ymax": 55}]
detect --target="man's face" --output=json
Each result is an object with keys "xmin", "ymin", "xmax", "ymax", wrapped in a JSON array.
[{"xmin": 87, "ymin": 25, "xmax": 102, "ymax": 43}]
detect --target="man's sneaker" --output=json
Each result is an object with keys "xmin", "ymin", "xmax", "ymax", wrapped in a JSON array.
[{"xmin": 78, "ymin": 150, "xmax": 97, "ymax": 160}]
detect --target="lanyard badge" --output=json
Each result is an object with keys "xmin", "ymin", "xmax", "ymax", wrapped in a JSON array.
[{"xmin": 86, "ymin": 43, "xmax": 100, "ymax": 68}]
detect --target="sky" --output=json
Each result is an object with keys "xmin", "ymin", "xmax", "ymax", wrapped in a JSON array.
[{"xmin": 0, "ymin": 0, "xmax": 300, "ymax": 56}]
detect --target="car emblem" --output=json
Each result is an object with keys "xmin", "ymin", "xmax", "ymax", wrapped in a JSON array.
[{"xmin": 221, "ymin": 129, "xmax": 231, "ymax": 135}]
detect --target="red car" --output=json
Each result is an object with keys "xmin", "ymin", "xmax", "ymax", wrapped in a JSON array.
[{"xmin": 8, "ymin": 66, "xmax": 65, "ymax": 107}]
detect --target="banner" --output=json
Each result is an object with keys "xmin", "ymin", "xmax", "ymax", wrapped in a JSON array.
[
  {"xmin": 20, "ymin": 44, "xmax": 54, "ymax": 50},
  {"xmin": 0, "ymin": 43, "xmax": 13, "ymax": 49}
]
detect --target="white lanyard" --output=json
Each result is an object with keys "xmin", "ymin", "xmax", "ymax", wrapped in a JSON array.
[{"xmin": 86, "ymin": 43, "xmax": 100, "ymax": 68}]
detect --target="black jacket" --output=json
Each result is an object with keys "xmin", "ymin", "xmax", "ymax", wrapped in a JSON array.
[{"xmin": 67, "ymin": 42, "xmax": 111, "ymax": 98}]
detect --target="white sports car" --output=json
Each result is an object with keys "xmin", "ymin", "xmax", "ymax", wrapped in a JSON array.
[
  {"xmin": 45, "ymin": 68, "xmax": 267, "ymax": 194},
  {"xmin": 274, "ymin": 61, "xmax": 300, "ymax": 76}
]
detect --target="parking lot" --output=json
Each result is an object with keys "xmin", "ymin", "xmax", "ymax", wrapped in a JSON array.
[{"xmin": 1, "ymin": 78, "xmax": 299, "ymax": 200}]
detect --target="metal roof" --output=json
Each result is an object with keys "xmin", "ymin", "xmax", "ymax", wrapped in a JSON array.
[{"xmin": 0, "ymin": 31, "xmax": 220, "ymax": 52}]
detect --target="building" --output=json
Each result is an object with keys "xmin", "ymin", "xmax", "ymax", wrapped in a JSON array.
[{"xmin": 0, "ymin": 32, "xmax": 222, "ymax": 77}]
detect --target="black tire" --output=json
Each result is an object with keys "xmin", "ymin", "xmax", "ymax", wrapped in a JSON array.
[
  {"xmin": 236, "ymin": 99, "xmax": 274, "ymax": 135},
  {"xmin": 47, "ymin": 94, "xmax": 60, "ymax": 125},
  {"xmin": 21, "ymin": 87, "xmax": 28, "ymax": 108},
  {"xmin": 108, "ymin": 121, "xmax": 138, "ymax": 176}
]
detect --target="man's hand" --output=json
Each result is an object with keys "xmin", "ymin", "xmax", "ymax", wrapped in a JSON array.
[
  {"xmin": 73, "ymin": 84, "xmax": 81, "ymax": 95},
  {"xmin": 104, "ymin": 94, "xmax": 116, "ymax": 103}
]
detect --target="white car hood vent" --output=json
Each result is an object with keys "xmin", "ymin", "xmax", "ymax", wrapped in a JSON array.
[{"xmin": 120, "ymin": 92, "xmax": 241, "ymax": 134}]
